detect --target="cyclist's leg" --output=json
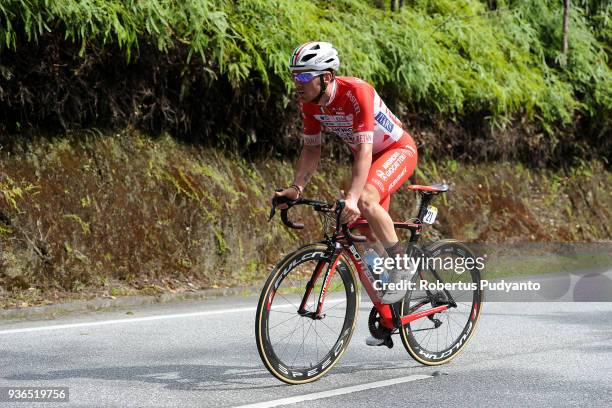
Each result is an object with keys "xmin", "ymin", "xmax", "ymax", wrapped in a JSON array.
[
  {"xmin": 359, "ymin": 138, "xmax": 417, "ymax": 303},
  {"xmin": 359, "ymin": 152, "xmax": 416, "ymax": 243}
]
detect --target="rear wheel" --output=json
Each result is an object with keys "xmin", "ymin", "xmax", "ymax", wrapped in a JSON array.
[
  {"xmin": 255, "ymin": 243, "xmax": 359, "ymax": 384},
  {"xmin": 400, "ymin": 240, "xmax": 483, "ymax": 365}
]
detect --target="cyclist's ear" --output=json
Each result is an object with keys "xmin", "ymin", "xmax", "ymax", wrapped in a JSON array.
[{"xmin": 323, "ymin": 71, "xmax": 335, "ymax": 84}]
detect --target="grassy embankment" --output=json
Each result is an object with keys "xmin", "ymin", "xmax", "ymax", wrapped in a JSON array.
[{"xmin": 0, "ymin": 133, "xmax": 610, "ymax": 308}]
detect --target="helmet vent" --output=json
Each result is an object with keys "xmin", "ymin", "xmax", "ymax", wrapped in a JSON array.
[{"xmin": 289, "ymin": 41, "xmax": 340, "ymax": 71}]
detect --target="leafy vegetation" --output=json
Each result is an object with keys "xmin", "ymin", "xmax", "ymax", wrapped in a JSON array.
[{"xmin": 0, "ymin": 0, "xmax": 609, "ymax": 162}]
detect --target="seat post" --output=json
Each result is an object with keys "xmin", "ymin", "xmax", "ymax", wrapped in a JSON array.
[{"xmin": 417, "ymin": 192, "xmax": 435, "ymax": 222}]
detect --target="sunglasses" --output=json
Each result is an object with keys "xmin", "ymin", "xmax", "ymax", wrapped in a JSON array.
[{"xmin": 291, "ymin": 71, "xmax": 328, "ymax": 83}]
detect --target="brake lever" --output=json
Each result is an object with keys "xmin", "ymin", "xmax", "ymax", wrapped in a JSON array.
[
  {"xmin": 335, "ymin": 199, "xmax": 366, "ymax": 242},
  {"xmin": 268, "ymin": 206, "xmax": 276, "ymax": 222},
  {"xmin": 269, "ymin": 188, "xmax": 284, "ymax": 221},
  {"xmin": 270, "ymin": 189, "xmax": 302, "ymax": 222}
]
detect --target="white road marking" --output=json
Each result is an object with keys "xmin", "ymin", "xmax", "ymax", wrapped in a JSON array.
[
  {"xmin": 0, "ymin": 299, "xmax": 349, "ymax": 335},
  {"xmin": 233, "ymin": 375, "xmax": 433, "ymax": 408}
]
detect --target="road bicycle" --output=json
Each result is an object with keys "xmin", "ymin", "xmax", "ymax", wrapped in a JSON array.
[{"xmin": 255, "ymin": 183, "xmax": 483, "ymax": 384}]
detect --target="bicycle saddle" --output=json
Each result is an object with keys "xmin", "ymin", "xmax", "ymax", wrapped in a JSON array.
[{"xmin": 407, "ymin": 183, "xmax": 449, "ymax": 193}]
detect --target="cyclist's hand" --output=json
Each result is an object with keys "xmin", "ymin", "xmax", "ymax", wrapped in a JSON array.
[
  {"xmin": 340, "ymin": 197, "xmax": 361, "ymax": 225},
  {"xmin": 272, "ymin": 187, "xmax": 300, "ymax": 210}
]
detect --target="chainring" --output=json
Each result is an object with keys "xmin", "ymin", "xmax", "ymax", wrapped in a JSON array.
[{"xmin": 368, "ymin": 306, "xmax": 394, "ymax": 340}]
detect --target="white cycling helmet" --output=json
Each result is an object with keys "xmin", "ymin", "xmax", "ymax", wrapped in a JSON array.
[{"xmin": 289, "ymin": 41, "xmax": 340, "ymax": 72}]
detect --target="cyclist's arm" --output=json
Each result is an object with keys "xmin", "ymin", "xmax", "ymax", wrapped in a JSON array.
[
  {"xmin": 345, "ymin": 140, "xmax": 372, "ymax": 202},
  {"xmin": 293, "ymin": 101, "xmax": 322, "ymax": 192},
  {"xmin": 345, "ymin": 82, "xmax": 375, "ymax": 203},
  {"xmin": 292, "ymin": 142, "xmax": 321, "ymax": 192}
]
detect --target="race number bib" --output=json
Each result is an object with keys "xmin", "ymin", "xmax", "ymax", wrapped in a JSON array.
[{"xmin": 423, "ymin": 205, "xmax": 438, "ymax": 224}]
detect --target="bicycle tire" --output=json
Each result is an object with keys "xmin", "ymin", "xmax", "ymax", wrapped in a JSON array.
[
  {"xmin": 255, "ymin": 243, "xmax": 359, "ymax": 384},
  {"xmin": 400, "ymin": 240, "xmax": 483, "ymax": 365}
]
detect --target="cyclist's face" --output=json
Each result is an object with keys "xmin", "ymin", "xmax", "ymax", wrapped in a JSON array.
[{"xmin": 292, "ymin": 70, "xmax": 330, "ymax": 103}]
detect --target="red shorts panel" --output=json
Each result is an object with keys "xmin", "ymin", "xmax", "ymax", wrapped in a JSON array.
[
  {"xmin": 349, "ymin": 132, "xmax": 417, "ymax": 228},
  {"xmin": 367, "ymin": 133, "xmax": 417, "ymax": 210}
]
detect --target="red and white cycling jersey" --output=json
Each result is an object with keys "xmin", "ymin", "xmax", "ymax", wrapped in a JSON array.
[
  {"xmin": 300, "ymin": 76, "xmax": 411, "ymax": 155},
  {"xmin": 299, "ymin": 76, "xmax": 418, "ymax": 211}
]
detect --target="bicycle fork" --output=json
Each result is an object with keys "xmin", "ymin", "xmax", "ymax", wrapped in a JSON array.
[{"xmin": 297, "ymin": 242, "xmax": 342, "ymax": 320}]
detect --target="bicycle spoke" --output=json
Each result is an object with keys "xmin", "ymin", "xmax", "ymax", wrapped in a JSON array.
[
  {"xmin": 421, "ymin": 326, "xmax": 434, "ymax": 349},
  {"xmin": 446, "ymin": 313, "xmax": 450, "ymax": 348},
  {"xmin": 277, "ymin": 293, "xmax": 301, "ymax": 310},
  {"xmin": 269, "ymin": 309, "xmax": 300, "ymax": 315},
  {"xmin": 409, "ymin": 326, "xmax": 437, "ymax": 333},
  {"xmin": 303, "ymin": 318, "xmax": 316, "ymax": 367},
  {"xmin": 315, "ymin": 319, "xmax": 318, "ymax": 363},
  {"xmin": 318, "ymin": 317, "xmax": 341, "ymax": 337},
  {"xmin": 276, "ymin": 318, "xmax": 303, "ymax": 359},
  {"xmin": 290, "ymin": 319, "xmax": 307, "ymax": 367},
  {"xmin": 436, "ymin": 320, "xmax": 439, "ymax": 352},
  {"xmin": 324, "ymin": 298, "xmax": 347, "ymax": 312},
  {"xmin": 291, "ymin": 318, "xmax": 315, "ymax": 368},
  {"xmin": 446, "ymin": 312, "xmax": 467, "ymax": 332},
  {"xmin": 268, "ymin": 313, "xmax": 300, "ymax": 331},
  {"xmin": 313, "ymin": 322, "xmax": 331, "ymax": 352},
  {"xmin": 271, "ymin": 323, "xmax": 299, "ymax": 348}
]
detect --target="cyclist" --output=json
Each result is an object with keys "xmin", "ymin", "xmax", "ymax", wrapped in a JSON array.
[{"xmin": 272, "ymin": 41, "xmax": 418, "ymax": 316}]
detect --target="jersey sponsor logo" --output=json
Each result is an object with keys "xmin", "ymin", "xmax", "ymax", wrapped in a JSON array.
[
  {"xmin": 328, "ymin": 127, "xmax": 354, "ymax": 138},
  {"xmin": 313, "ymin": 114, "xmax": 353, "ymax": 123},
  {"xmin": 303, "ymin": 134, "xmax": 321, "ymax": 145},
  {"xmin": 313, "ymin": 114, "xmax": 353, "ymax": 130},
  {"xmin": 376, "ymin": 151, "xmax": 407, "ymax": 182},
  {"xmin": 382, "ymin": 151, "xmax": 401, "ymax": 170},
  {"xmin": 346, "ymin": 90, "xmax": 361, "ymax": 115},
  {"xmin": 345, "ymin": 132, "xmax": 373, "ymax": 144},
  {"xmin": 375, "ymin": 111, "xmax": 394, "ymax": 133},
  {"xmin": 388, "ymin": 166, "xmax": 408, "ymax": 191}
]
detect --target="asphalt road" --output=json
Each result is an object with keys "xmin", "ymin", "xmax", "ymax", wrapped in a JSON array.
[{"xmin": 1, "ymin": 292, "xmax": 611, "ymax": 407}]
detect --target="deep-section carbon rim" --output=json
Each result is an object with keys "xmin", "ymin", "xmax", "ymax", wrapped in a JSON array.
[
  {"xmin": 400, "ymin": 240, "xmax": 483, "ymax": 365},
  {"xmin": 255, "ymin": 244, "xmax": 358, "ymax": 384}
]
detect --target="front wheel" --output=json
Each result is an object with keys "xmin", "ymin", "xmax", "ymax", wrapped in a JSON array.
[
  {"xmin": 400, "ymin": 240, "xmax": 483, "ymax": 365},
  {"xmin": 255, "ymin": 243, "xmax": 359, "ymax": 384}
]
